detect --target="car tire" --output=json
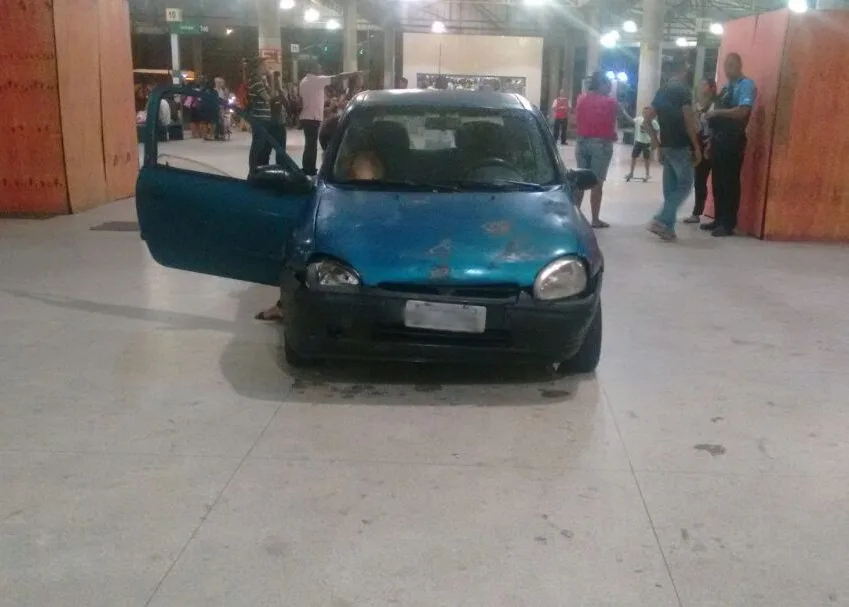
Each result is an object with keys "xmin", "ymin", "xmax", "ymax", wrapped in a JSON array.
[
  {"xmin": 284, "ymin": 339, "xmax": 313, "ymax": 368},
  {"xmin": 560, "ymin": 303, "xmax": 602, "ymax": 374}
]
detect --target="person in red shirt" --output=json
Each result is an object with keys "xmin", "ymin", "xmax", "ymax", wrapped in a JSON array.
[
  {"xmin": 574, "ymin": 71, "xmax": 618, "ymax": 228},
  {"xmin": 551, "ymin": 89, "xmax": 570, "ymax": 146}
]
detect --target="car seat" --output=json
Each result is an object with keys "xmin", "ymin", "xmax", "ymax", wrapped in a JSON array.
[{"xmin": 366, "ymin": 120, "xmax": 411, "ymax": 181}]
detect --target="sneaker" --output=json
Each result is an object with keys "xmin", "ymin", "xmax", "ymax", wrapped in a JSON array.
[
  {"xmin": 682, "ymin": 215, "xmax": 701, "ymax": 224},
  {"xmin": 647, "ymin": 220, "xmax": 677, "ymax": 241},
  {"xmin": 711, "ymin": 226, "xmax": 733, "ymax": 237},
  {"xmin": 699, "ymin": 221, "xmax": 717, "ymax": 231}
]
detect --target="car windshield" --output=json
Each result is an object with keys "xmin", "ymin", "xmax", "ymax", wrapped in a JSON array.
[{"xmin": 328, "ymin": 105, "xmax": 559, "ymax": 190}]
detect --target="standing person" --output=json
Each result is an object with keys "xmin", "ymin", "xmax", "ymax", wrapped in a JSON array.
[
  {"xmin": 702, "ymin": 53, "xmax": 756, "ymax": 237},
  {"xmin": 625, "ymin": 108, "xmax": 660, "ymax": 182},
  {"xmin": 574, "ymin": 71, "xmax": 618, "ymax": 228},
  {"xmin": 299, "ymin": 61, "xmax": 361, "ymax": 177},
  {"xmin": 684, "ymin": 78, "xmax": 718, "ymax": 224},
  {"xmin": 551, "ymin": 90, "xmax": 571, "ymax": 146},
  {"xmin": 644, "ymin": 56, "xmax": 702, "ymax": 241},
  {"xmin": 247, "ymin": 58, "xmax": 273, "ymax": 176},
  {"xmin": 269, "ymin": 71, "xmax": 288, "ymax": 160}
]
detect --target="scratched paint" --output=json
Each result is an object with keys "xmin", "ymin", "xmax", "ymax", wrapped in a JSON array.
[{"xmin": 483, "ymin": 220, "xmax": 511, "ymax": 235}]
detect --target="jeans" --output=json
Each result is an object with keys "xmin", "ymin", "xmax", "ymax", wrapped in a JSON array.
[
  {"xmin": 301, "ymin": 119, "xmax": 321, "ymax": 176},
  {"xmin": 654, "ymin": 147, "xmax": 694, "ymax": 230},
  {"xmin": 248, "ymin": 119, "xmax": 274, "ymax": 176},
  {"xmin": 693, "ymin": 154, "xmax": 712, "ymax": 216}
]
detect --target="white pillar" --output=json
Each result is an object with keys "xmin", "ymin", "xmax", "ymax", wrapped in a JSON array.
[
  {"xmin": 169, "ymin": 34, "xmax": 181, "ymax": 84},
  {"xmin": 546, "ymin": 43, "xmax": 562, "ymax": 108},
  {"xmin": 636, "ymin": 0, "xmax": 664, "ymax": 113},
  {"xmin": 343, "ymin": 0, "xmax": 358, "ymax": 73},
  {"xmin": 383, "ymin": 28, "xmax": 396, "ymax": 89},
  {"xmin": 255, "ymin": 0, "xmax": 282, "ymax": 72},
  {"xmin": 584, "ymin": 8, "xmax": 601, "ymax": 76}
]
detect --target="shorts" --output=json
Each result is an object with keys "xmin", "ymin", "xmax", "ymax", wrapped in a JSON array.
[
  {"xmin": 575, "ymin": 138, "xmax": 614, "ymax": 182},
  {"xmin": 632, "ymin": 141, "xmax": 652, "ymax": 160}
]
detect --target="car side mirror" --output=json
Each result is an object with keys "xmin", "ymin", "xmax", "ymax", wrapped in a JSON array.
[
  {"xmin": 566, "ymin": 168, "xmax": 598, "ymax": 191},
  {"xmin": 248, "ymin": 165, "xmax": 313, "ymax": 195}
]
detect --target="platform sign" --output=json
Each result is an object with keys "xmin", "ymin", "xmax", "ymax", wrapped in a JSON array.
[
  {"xmin": 165, "ymin": 8, "xmax": 183, "ymax": 22},
  {"xmin": 290, "ymin": 43, "xmax": 300, "ymax": 54},
  {"xmin": 170, "ymin": 22, "xmax": 210, "ymax": 35}
]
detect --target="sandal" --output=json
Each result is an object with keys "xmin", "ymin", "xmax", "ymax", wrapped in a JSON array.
[
  {"xmin": 591, "ymin": 220, "xmax": 610, "ymax": 229},
  {"xmin": 255, "ymin": 304, "xmax": 284, "ymax": 321}
]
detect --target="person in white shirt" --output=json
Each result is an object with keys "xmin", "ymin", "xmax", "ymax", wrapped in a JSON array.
[
  {"xmin": 298, "ymin": 61, "xmax": 362, "ymax": 176},
  {"xmin": 625, "ymin": 108, "xmax": 660, "ymax": 182}
]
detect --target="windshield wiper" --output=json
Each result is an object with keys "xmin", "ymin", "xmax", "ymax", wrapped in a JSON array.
[
  {"xmin": 335, "ymin": 179, "xmax": 460, "ymax": 192},
  {"xmin": 452, "ymin": 179, "xmax": 550, "ymax": 191}
]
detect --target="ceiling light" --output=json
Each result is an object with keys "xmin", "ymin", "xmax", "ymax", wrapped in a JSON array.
[
  {"xmin": 675, "ymin": 37, "xmax": 688, "ymax": 47},
  {"xmin": 605, "ymin": 70, "xmax": 615, "ymax": 80},
  {"xmin": 304, "ymin": 7, "xmax": 320, "ymax": 22},
  {"xmin": 279, "ymin": 0, "xmax": 295, "ymax": 9},
  {"xmin": 325, "ymin": 18, "xmax": 340, "ymax": 30},
  {"xmin": 600, "ymin": 31, "xmax": 618, "ymax": 48},
  {"xmin": 616, "ymin": 71, "xmax": 628, "ymax": 83},
  {"xmin": 225, "ymin": 27, "xmax": 234, "ymax": 35},
  {"xmin": 788, "ymin": 0, "xmax": 808, "ymax": 12},
  {"xmin": 709, "ymin": 22, "xmax": 724, "ymax": 35},
  {"xmin": 431, "ymin": 20, "xmax": 446, "ymax": 33},
  {"xmin": 622, "ymin": 20, "xmax": 638, "ymax": 33}
]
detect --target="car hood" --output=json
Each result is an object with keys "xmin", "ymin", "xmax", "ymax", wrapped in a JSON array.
[{"xmin": 312, "ymin": 186, "xmax": 598, "ymax": 286}]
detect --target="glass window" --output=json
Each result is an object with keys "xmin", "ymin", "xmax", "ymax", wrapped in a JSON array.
[{"xmin": 329, "ymin": 106, "xmax": 559, "ymax": 190}]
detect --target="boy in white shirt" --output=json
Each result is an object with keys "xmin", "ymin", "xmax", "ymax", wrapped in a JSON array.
[{"xmin": 626, "ymin": 108, "xmax": 660, "ymax": 182}]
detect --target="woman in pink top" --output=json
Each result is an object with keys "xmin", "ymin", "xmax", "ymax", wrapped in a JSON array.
[{"xmin": 574, "ymin": 71, "xmax": 618, "ymax": 228}]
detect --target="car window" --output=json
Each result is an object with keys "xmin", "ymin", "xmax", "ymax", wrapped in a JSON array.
[{"xmin": 330, "ymin": 106, "xmax": 558, "ymax": 189}]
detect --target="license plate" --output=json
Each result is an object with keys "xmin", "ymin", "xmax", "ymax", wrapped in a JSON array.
[{"xmin": 403, "ymin": 300, "xmax": 487, "ymax": 333}]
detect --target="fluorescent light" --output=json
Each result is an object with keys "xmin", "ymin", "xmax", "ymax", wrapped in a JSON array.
[
  {"xmin": 279, "ymin": 0, "xmax": 295, "ymax": 9},
  {"xmin": 431, "ymin": 20, "xmax": 446, "ymax": 33},
  {"xmin": 788, "ymin": 0, "xmax": 808, "ymax": 12},
  {"xmin": 304, "ymin": 7, "xmax": 320, "ymax": 22},
  {"xmin": 622, "ymin": 20, "xmax": 638, "ymax": 33},
  {"xmin": 675, "ymin": 37, "xmax": 688, "ymax": 47},
  {"xmin": 325, "ymin": 18, "xmax": 340, "ymax": 30},
  {"xmin": 616, "ymin": 71, "xmax": 628, "ymax": 83},
  {"xmin": 709, "ymin": 22, "xmax": 724, "ymax": 35},
  {"xmin": 605, "ymin": 70, "xmax": 615, "ymax": 80},
  {"xmin": 225, "ymin": 27, "xmax": 234, "ymax": 35}
]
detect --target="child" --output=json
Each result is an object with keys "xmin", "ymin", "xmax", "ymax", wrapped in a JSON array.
[{"xmin": 626, "ymin": 107, "xmax": 660, "ymax": 182}]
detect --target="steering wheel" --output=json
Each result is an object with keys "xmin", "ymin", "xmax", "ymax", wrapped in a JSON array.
[{"xmin": 462, "ymin": 157, "xmax": 523, "ymax": 180}]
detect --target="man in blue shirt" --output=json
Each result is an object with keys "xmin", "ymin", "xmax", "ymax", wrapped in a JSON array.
[{"xmin": 702, "ymin": 53, "xmax": 757, "ymax": 237}]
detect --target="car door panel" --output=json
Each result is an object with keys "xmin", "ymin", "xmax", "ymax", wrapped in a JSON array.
[{"xmin": 135, "ymin": 85, "xmax": 310, "ymax": 286}]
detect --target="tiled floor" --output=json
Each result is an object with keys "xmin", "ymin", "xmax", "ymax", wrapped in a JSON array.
[{"xmin": 2, "ymin": 131, "xmax": 849, "ymax": 606}]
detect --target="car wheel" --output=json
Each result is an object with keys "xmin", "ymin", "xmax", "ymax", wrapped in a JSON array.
[
  {"xmin": 560, "ymin": 303, "xmax": 602, "ymax": 374},
  {"xmin": 284, "ymin": 339, "xmax": 313, "ymax": 368}
]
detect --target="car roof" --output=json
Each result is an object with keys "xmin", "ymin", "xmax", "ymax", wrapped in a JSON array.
[{"xmin": 351, "ymin": 89, "xmax": 534, "ymax": 111}]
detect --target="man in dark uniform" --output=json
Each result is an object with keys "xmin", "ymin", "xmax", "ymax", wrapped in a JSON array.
[{"xmin": 702, "ymin": 53, "xmax": 757, "ymax": 237}]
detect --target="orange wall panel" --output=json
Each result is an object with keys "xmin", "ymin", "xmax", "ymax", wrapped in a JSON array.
[
  {"xmin": 716, "ymin": 10, "xmax": 789, "ymax": 238},
  {"xmin": 99, "ymin": 0, "xmax": 139, "ymax": 202},
  {"xmin": 763, "ymin": 11, "xmax": 849, "ymax": 241},
  {"xmin": 0, "ymin": 0, "xmax": 69, "ymax": 214},
  {"xmin": 53, "ymin": 0, "xmax": 108, "ymax": 213}
]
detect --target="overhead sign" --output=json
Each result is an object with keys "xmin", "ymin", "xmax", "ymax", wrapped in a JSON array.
[
  {"xmin": 165, "ymin": 8, "xmax": 183, "ymax": 22},
  {"xmin": 695, "ymin": 17, "xmax": 712, "ymax": 32},
  {"xmin": 170, "ymin": 22, "xmax": 210, "ymax": 35},
  {"xmin": 290, "ymin": 44, "xmax": 300, "ymax": 54}
]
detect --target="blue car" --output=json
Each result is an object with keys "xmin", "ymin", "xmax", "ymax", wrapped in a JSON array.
[{"xmin": 136, "ymin": 88, "xmax": 604, "ymax": 371}]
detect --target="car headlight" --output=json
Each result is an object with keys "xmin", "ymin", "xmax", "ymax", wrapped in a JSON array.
[
  {"xmin": 533, "ymin": 257, "xmax": 587, "ymax": 300},
  {"xmin": 305, "ymin": 259, "xmax": 361, "ymax": 289}
]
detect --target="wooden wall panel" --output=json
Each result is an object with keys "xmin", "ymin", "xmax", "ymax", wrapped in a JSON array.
[
  {"xmin": 716, "ymin": 10, "xmax": 789, "ymax": 238},
  {"xmin": 0, "ymin": 0, "xmax": 69, "ymax": 214},
  {"xmin": 763, "ymin": 11, "xmax": 849, "ymax": 241},
  {"xmin": 53, "ymin": 0, "xmax": 108, "ymax": 213},
  {"xmin": 99, "ymin": 0, "xmax": 138, "ymax": 202}
]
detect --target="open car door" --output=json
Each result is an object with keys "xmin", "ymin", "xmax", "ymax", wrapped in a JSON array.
[{"xmin": 136, "ymin": 85, "xmax": 312, "ymax": 286}]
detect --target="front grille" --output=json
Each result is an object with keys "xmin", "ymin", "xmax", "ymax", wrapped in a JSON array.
[
  {"xmin": 378, "ymin": 283, "xmax": 520, "ymax": 300},
  {"xmin": 373, "ymin": 324, "xmax": 512, "ymax": 347}
]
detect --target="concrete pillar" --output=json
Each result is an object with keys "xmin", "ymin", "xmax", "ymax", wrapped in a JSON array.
[
  {"xmin": 562, "ymin": 38, "xmax": 576, "ymax": 102},
  {"xmin": 546, "ymin": 43, "xmax": 562, "ymax": 108},
  {"xmin": 636, "ymin": 0, "xmax": 664, "ymax": 113},
  {"xmin": 255, "ymin": 0, "xmax": 282, "ymax": 71},
  {"xmin": 692, "ymin": 32, "xmax": 708, "ymax": 97},
  {"xmin": 585, "ymin": 9, "xmax": 601, "ymax": 75},
  {"xmin": 343, "ymin": 0, "xmax": 358, "ymax": 73},
  {"xmin": 383, "ymin": 27, "xmax": 396, "ymax": 89},
  {"xmin": 191, "ymin": 36, "xmax": 203, "ymax": 77}
]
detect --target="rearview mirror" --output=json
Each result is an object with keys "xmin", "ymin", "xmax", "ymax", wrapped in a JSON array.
[
  {"xmin": 566, "ymin": 169, "xmax": 598, "ymax": 191},
  {"xmin": 248, "ymin": 166, "xmax": 313, "ymax": 195}
]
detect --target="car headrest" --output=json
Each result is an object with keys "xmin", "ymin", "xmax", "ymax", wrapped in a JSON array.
[
  {"xmin": 455, "ymin": 121, "xmax": 506, "ymax": 156},
  {"xmin": 367, "ymin": 120, "xmax": 411, "ymax": 154}
]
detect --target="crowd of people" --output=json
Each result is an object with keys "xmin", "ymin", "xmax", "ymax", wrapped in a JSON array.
[{"xmin": 568, "ymin": 53, "xmax": 754, "ymax": 240}]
